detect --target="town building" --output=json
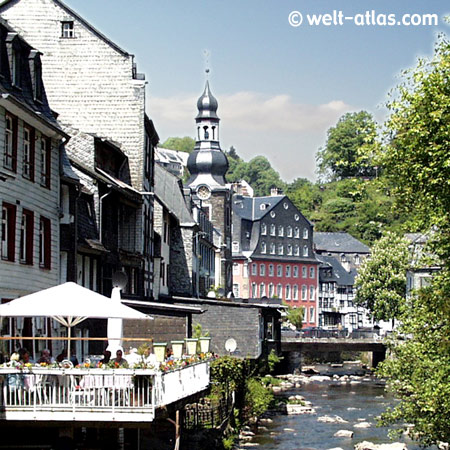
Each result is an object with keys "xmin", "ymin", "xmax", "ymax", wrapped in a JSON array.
[
  {"xmin": 185, "ymin": 79, "xmax": 233, "ymax": 294},
  {"xmin": 155, "ymin": 147, "xmax": 189, "ymax": 179},
  {"xmin": 0, "ymin": 0, "xmax": 158, "ymax": 300},
  {"xmin": 0, "ymin": 18, "xmax": 68, "ymax": 358},
  {"xmin": 232, "ymin": 192, "xmax": 320, "ymax": 327},
  {"xmin": 314, "ymin": 232, "xmax": 372, "ymax": 331},
  {"xmin": 153, "ymin": 163, "xmax": 216, "ymax": 299}
]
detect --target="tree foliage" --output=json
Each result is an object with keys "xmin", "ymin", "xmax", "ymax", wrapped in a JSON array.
[
  {"xmin": 374, "ymin": 34, "xmax": 450, "ymax": 445},
  {"xmin": 226, "ymin": 153, "xmax": 286, "ymax": 197},
  {"xmin": 316, "ymin": 111, "xmax": 378, "ymax": 181},
  {"xmin": 160, "ymin": 136, "xmax": 196, "ymax": 153},
  {"xmin": 285, "ymin": 305, "xmax": 304, "ymax": 330},
  {"xmin": 355, "ymin": 232, "xmax": 410, "ymax": 322}
]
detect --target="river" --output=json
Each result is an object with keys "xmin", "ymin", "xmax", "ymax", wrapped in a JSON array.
[{"xmin": 245, "ymin": 379, "xmax": 426, "ymax": 450}]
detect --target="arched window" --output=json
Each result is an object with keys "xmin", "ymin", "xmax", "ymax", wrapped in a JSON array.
[
  {"xmin": 285, "ymin": 284, "xmax": 291, "ymax": 300},
  {"xmin": 277, "ymin": 265, "xmax": 283, "ymax": 277},
  {"xmin": 270, "ymin": 243, "xmax": 276, "ymax": 254},
  {"xmin": 287, "ymin": 244, "xmax": 293, "ymax": 255},
  {"xmin": 302, "ymin": 285, "xmax": 307, "ymax": 300},
  {"xmin": 303, "ymin": 228, "xmax": 309, "ymax": 239},
  {"xmin": 260, "ymin": 264, "xmax": 266, "ymax": 276},
  {"xmin": 293, "ymin": 285, "xmax": 299, "ymax": 300},
  {"xmin": 303, "ymin": 245, "xmax": 309, "ymax": 257},
  {"xmin": 261, "ymin": 241, "xmax": 266, "ymax": 254},
  {"xmin": 269, "ymin": 264, "xmax": 274, "ymax": 276},
  {"xmin": 287, "ymin": 226, "xmax": 292, "ymax": 237},
  {"xmin": 270, "ymin": 224, "xmax": 276, "ymax": 236},
  {"xmin": 260, "ymin": 283, "xmax": 266, "ymax": 297},
  {"xmin": 278, "ymin": 244, "xmax": 284, "ymax": 255},
  {"xmin": 211, "ymin": 126, "xmax": 216, "ymax": 140},
  {"xmin": 286, "ymin": 265, "xmax": 291, "ymax": 277},
  {"xmin": 278, "ymin": 225, "xmax": 284, "ymax": 237},
  {"xmin": 203, "ymin": 126, "xmax": 209, "ymax": 139},
  {"xmin": 269, "ymin": 283, "xmax": 274, "ymax": 297},
  {"xmin": 251, "ymin": 283, "xmax": 257, "ymax": 298},
  {"xmin": 261, "ymin": 223, "xmax": 267, "ymax": 235},
  {"xmin": 294, "ymin": 227, "xmax": 300, "ymax": 238},
  {"xmin": 293, "ymin": 266, "xmax": 299, "ymax": 277},
  {"xmin": 277, "ymin": 284, "xmax": 283, "ymax": 298}
]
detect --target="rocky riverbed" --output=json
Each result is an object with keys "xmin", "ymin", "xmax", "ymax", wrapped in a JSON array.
[{"xmin": 233, "ymin": 372, "xmax": 427, "ymax": 450}]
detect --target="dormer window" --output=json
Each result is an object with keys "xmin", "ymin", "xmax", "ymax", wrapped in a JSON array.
[
  {"xmin": 61, "ymin": 21, "xmax": 75, "ymax": 38},
  {"xmin": 11, "ymin": 47, "xmax": 22, "ymax": 87},
  {"xmin": 33, "ymin": 58, "xmax": 43, "ymax": 101}
]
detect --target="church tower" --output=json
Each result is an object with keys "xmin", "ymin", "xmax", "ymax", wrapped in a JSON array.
[{"xmin": 187, "ymin": 76, "xmax": 233, "ymax": 295}]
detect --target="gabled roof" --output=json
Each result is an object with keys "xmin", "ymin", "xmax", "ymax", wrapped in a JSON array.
[
  {"xmin": 317, "ymin": 254, "xmax": 357, "ymax": 286},
  {"xmin": 314, "ymin": 232, "xmax": 370, "ymax": 254},
  {"xmin": 233, "ymin": 195, "xmax": 285, "ymax": 221},
  {"xmin": 154, "ymin": 164, "xmax": 195, "ymax": 226},
  {"xmin": 0, "ymin": 0, "xmax": 130, "ymax": 57}
]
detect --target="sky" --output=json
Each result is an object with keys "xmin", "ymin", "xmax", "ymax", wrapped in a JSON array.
[{"xmin": 64, "ymin": 0, "xmax": 450, "ymax": 182}]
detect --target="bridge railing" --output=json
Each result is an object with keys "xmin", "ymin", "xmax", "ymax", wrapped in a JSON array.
[{"xmin": 282, "ymin": 328, "xmax": 382, "ymax": 340}]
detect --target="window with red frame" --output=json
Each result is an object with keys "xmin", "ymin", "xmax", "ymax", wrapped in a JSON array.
[
  {"xmin": 39, "ymin": 216, "xmax": 51, "ymax": 269},
  {"xmin": 19, "ymin": 209, "xmax": 33, "ymax": 265},
  {"xmin": 1, "ymin": 203, "xmax": 16, "ymax": 262}
]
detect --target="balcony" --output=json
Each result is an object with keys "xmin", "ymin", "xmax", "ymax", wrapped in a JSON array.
[{"xmin": 0, "ymin": 362, "xmax": 210, "ymax": 422}]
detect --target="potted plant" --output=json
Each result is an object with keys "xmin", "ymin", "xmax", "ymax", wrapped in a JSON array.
[{"xmin": 193, "ymin": 323, "xmax": 211, "ymax": 353}]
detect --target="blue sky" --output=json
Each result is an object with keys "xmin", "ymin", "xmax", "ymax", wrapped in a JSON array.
[{"xmin": 65, "ymin": 0, "xmax": 449, "ymax": 182}]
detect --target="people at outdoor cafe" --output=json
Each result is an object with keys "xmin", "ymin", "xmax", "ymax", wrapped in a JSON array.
[
  {"xmin": 18, "ymin": 347, "xmax": 34, "ymax": 364},
  {"xmin": 101, "ymin": 350, "xmax": 111, "ymax": 364},
  {"xmin": 37, "ymin": 349, "xmax": 54, "ymax": 364},
  {"xmin": 112, "ymin": 349, "xmax": 128, "ymax": 367}
]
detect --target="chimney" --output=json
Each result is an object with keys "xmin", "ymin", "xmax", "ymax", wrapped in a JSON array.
[{"xmin": 270, "ymin": 188, "xmax": 282, "ymax": 196}]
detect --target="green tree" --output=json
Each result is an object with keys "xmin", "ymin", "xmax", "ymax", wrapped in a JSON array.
[
  {"xmin": 286, "ymin": 178, "xmax": 322, "ymax": 217},
  {"xmin": 285, "ymin": 305, "xmax": 304, "ymax": 330},
  {"xmin": 355, "ymin": 232, "xmax": 410, "ymax": 323},
  {"xmin": 160, "ymin": 136, "xmax": 195, "ymax": 153},
  {"xmin": 317, "ymin": 111, "xmax": 378, "ymax": 181},
  {"xmin": 374, "ymin": 32, "xmax": 450, "ymax": 445}
]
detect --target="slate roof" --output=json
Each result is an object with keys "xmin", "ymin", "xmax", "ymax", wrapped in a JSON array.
[
  {"xmin": 154, "ymin": 164, "xmax": 195, "ymax": 225},
  {"xmin": 317, "ymin": 254, "xmax": 357, "ymax": 286},
  {"xmin": 60, "ymin": 145, "xmax": 79, "ymax": 183},
  {"xmin": 232, "ymin": 195, "xmax": 285, "ymax": 221},
  {"xmin": 314, "ymin": 232, "xmax": 370, "ymax": 254}
]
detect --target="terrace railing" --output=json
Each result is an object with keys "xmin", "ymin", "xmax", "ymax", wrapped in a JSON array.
[{"xmin": 0, "ymin": 362, "xmax": 210, "ymax": 422}]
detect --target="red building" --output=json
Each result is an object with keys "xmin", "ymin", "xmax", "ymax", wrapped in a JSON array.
[{"xmin": 232, "ymin": 192, "xmax": 319, "ymax": 327}]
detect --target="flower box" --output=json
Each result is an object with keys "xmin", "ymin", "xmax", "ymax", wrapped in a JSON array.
[
  {"xmin": 199, "ymin": 337, "xmax": 211, "ymax": 353},
  {"xmin": 153, "ymin": 343, "xmax": 167, "ymax": 362},
  {"xmin": 171, "ymin": 341, "xmax": 184, "ymax": 359},
  {"xmin": 184, "ymin": 338, "xmax": 198, "ymax": 355}
]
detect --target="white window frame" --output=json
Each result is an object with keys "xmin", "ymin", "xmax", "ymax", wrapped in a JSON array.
[
  {"xmin": 302, "ymin": 266, "xmax": 307, "ymax": 278},
  {"xmin": 270, "ymin": 224, "xmax": 276, "ymax": 236},
  {"xmin": 293, "ymin": 284, "xmax": 299, "ymax": 300},
  {"xmin": 285, "ymin": 284, "xmax": 291, "ymax": 300},
  {"xmin": 303, "ymin": 245, "xmax": 309, "ymax": 257},
  {"xmin": 309, "ymin": 267, "xmax": 315, "ymax": 278},
  {"xmin": 4, "ymin": 114, "xmax": 14, "ymax": 170},
  {"xmin": 302, "ymin": 285, "xmax": 307, "ymax": 300},
  {"xmin": 278, "ymin": 244, "xmax": 284, "ymax": 255},
  {"xmin": 286, "ymin": 265, "xmax": 291, "ymax": 277},
  {"xmin": 310, "ymin": 285, "xmax": 315, "ymax": 301},
  {"xmin": 294, "ymin": 227, "xmax": 300, "ymax": 238},
  {"xmin": 269, "ymin": 264, "xmax": 274, "ymax": 277},
  {"xmin": 23, "ymin": 127, "xmax": 32, "ymax": 179},
  {"xmin": 293, "ymin": 266, "xmax": 299, "ymax": 278},
  {"xmin": 260, "ymin": 264, "xmax": 265, "ymax": 277},
  {"xmin": 287, "ymin": 226, "xmax": 292, "ymax": 237},
  {"xmin": 251, "ymin": 263, "xmax": 257, "ymax": 276},
  {"xmin": 277, "ymin": 283, "xmax": 283, "ymax": 298},
  {"xmin": 261, "ymin": 223, "xmax": 267, "ymax": 235},
  {"xmin": 261, "ymin": 241, "xmax": 266, "ymax": 254}
]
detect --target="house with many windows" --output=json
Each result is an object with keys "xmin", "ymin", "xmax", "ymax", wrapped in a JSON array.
[
  {"xmin": 232, "ymin": 192, "xmax": 319, "ymax": 327},
  {"xmin": 314, "ymin": 232, "xmax": 372, "ymax": 331},
  {"xmin": 0, "ymin": 18, "xmax": 68, "ymax": 357},
  {"xmin": 0, "ymin": 0, "xmax": 158, "ymax": 300}
]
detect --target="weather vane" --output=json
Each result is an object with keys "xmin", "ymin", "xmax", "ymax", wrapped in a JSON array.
[{"xmin": 204, "ymin": 50, "xmax": 210, "ymax": 79}]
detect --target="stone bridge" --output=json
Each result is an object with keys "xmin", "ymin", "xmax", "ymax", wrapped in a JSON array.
[{"xmin": 281, "ymin": 335, "xmax": 387, "ymax": 369}]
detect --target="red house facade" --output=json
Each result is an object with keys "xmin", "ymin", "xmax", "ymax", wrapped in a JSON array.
[{"xmin": 232, "ymin": 193, "xmax": 319, "ymax": 327}]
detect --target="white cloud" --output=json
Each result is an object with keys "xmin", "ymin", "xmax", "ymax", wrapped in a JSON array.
[{"xmin": 147, "ymin": 91, "xmax": 352, "ymax": 181}]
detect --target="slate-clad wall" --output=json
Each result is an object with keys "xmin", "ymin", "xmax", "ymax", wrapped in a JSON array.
[
  {"xmin": 182, "ymin": 302, "xmax": 262, "ymax": 359},
  {"xmin": 0, "ymin": 0, "xmax": 146, "ymax": 190}
]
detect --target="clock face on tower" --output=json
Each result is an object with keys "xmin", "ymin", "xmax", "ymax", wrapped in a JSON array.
[{"xmin": 197, "ymin": 185, "xmax": 211, "ymax": 200}]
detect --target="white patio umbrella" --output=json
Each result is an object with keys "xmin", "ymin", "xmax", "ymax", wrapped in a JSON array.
[{"xmin": 0, "ymin": 282, "xmax": 153, "ymax": 360}]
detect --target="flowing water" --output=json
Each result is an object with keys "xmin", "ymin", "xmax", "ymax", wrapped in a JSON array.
[{"xmin": 249, "ymin": 380, "xmax": 427, "ymax": 450}]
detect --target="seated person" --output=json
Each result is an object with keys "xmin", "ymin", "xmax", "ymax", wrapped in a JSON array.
[
  {"xmin": 18, "ymin": 348, "xmax": 33, "ymax": 364},
  {"xmin": 112, "ymin": 349, "xmax": 128, "ymax": 367},
  {"xmin": 37, "ymin": 349, "xmax": 54, "ymax": 364},
  {"xmin": 101, "ymin": 350, "xmax": 111, "ymax": 364}
]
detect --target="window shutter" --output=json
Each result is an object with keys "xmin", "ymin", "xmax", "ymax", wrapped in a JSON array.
[
  {"xmin": 7, "ymin": 204, "xmax": 16, "ymax": 261},
  {"xmin": 26, "ymin": 210, "xmax": 34, "ymax": 265}
]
